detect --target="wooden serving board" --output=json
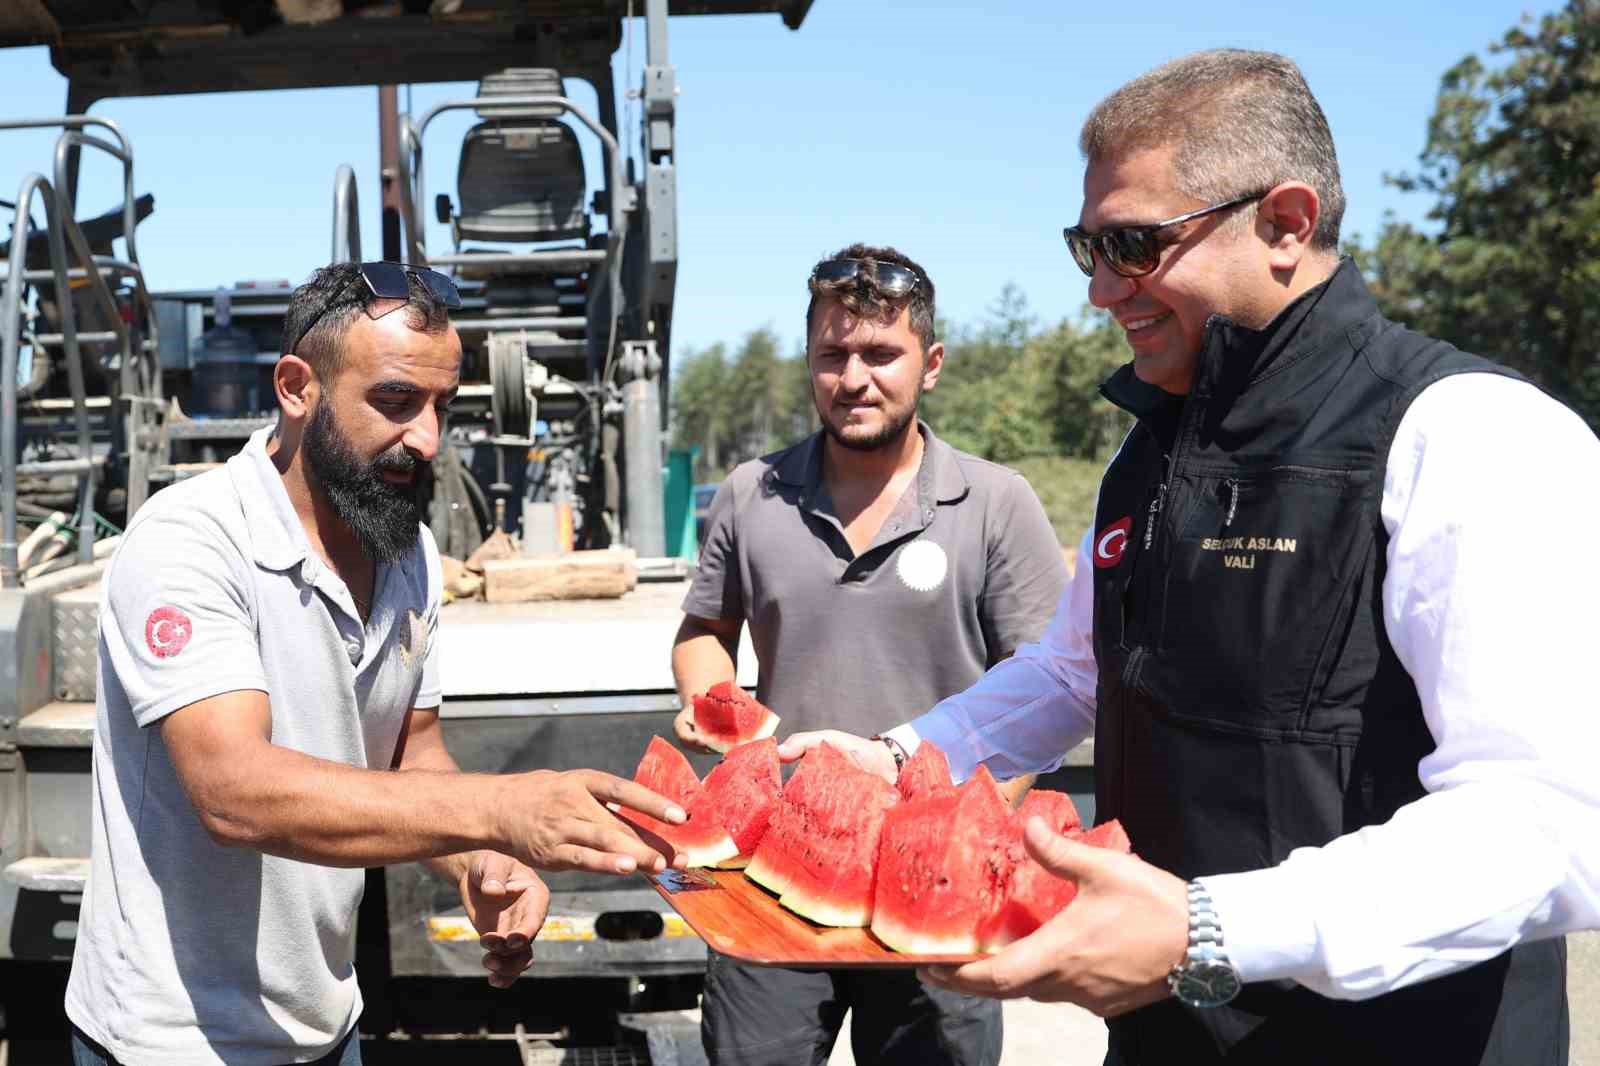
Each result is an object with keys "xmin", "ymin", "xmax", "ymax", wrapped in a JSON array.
[{"xmin": 648, "ymin": 868, "xmax": 984, "ymax": 969}]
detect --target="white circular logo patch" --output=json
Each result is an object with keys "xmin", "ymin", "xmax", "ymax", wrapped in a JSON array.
[{"xmin": 896, "ymin": 540, "xmax": 948, "ymax": 592}]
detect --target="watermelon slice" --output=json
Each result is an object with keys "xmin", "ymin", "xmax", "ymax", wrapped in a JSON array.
[
  {"xmin": 692, "ymin": 681, "xmax": 780, "ymax": 754},
  {"xmin": 1015, "ymin": 789, "xmax": 1082, "ymax": 835},
  {"xmin": 746, "ymin": 743, "xmax": 900, "ymax": 927},
  {"xmin": 871, "ymin": 766, "xmax": 1013, "ymax": 954},
  {"xmin": 695, "ymin": 738, "xmax": 783, "ymax": 869},
  {"xmin": 624, "ymin": 736, "xmax": 739, "ymax": 868},
  {"xmin": 895, "ymin": 741, "xmax": 954, "ymax": 801},
  {"xmin": 978, "ymin": 813, "xmax": 1132, "ymax": 951}
]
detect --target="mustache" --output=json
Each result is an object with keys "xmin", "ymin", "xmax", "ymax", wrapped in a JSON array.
[{"xmin": 373, "ymin": 447, "xmax": 425, "ymax": 476}]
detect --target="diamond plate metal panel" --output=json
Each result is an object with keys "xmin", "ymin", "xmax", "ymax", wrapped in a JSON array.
[{"xmin": 52, "ymin": 588, "xmax": 100, "ymax": 703}]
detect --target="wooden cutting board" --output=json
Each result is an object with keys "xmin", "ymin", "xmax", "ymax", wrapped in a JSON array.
[{"xmin": 649, "ymin": 868, "xmax": 984, "ymax": 969}]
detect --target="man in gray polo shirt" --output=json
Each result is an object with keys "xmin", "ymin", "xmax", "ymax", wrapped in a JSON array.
[
  {"xmin": 65, "ymin": 262, "xmax": 684, "ymax": 1066},
  {"xmin": 671, "ymin": 244, "xmax": 1067, "ymax": 1065}
]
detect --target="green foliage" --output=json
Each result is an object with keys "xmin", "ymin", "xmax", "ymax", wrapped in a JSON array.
[
  {"xmin": 669, "ymin": 328, "xmax": 815, "ymax": 481},
  {"xmin": 1009, "ymin": 453, "xmax": 1107, "ymax": 546},
  {"xmin": 670, "ymin": 289, "xmax": 1138, "ymax": 481},
  {"xmin": 923, "ymin": 286, "xmax": 1134, "ymax": 464},
  {"xmin": 1348, "ymin": 1, "xmax": 1600, "ymax": 429}
]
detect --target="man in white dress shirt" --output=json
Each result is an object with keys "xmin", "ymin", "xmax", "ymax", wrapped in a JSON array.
[{"xmin": 783, "ymin": 49, "xmax": 1600, "ymax": 1065}]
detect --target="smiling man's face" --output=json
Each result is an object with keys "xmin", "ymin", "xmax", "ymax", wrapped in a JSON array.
[
  {"xmin": 807, "ymin": 299, "xmax": 942, "ymax": 452},
  {"xmin": 1079, "ymin": 145, "xmax": 1271, "ymax": 395}
]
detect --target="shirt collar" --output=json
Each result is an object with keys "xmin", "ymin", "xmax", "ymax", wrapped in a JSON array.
[
  {"xmin": 772, "ymin": 421, "xmax": 970, "ymax": 508},
  {"xmin": 227, "ymin": 425, "xmax": 313, "ymax": 572}
]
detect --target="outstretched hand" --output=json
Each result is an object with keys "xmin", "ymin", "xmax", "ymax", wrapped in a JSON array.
[
  {"xmin": 500, "ymin": 769, "xmax": 687, "ymax": 876},
  {"xmin": 776, "ymin": 729, "xmax": 898, "ymax": 783},
  {"xmin": 460, "ymin": 851, "xmax": 549, "ymax": 988},
  {"xmin": 920, "ymin": 818, "xmax": 1189, "ymax": 1017}
]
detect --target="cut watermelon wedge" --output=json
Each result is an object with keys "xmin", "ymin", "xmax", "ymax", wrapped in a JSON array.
[
  {"xmin": 979, "ymin": 813, "xmax": 1132, "ymax": 951},
  {"xmin": 692, "ymin": 681, "xmax": 780, "ymax": 754},
  {"xmin": 624, "ymin": 736, "xmax": 738, "ymax": 868},
  {"xmin": 871, "ymin": 766, "xmax": 1012, "ymax": 954},
  {"xmin": 895, "ymin": 741, "xmax": 954, "ymax": 801},
  {"xmin": 696, "ymin": 738, "xmax": 783, "ymax": 869},
  {"xmin": 1015, "ymin": 789, "xmax": 1082, "ymax": 835},
  {"xmin": 746, "ymin": 743, "xmax": 899, "ymax": 927}
]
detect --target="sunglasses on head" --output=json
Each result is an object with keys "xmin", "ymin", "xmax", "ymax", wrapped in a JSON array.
[
  {"xmin": 1061, "ymin": 191, "xmax": 1267, "ymax": 279},
  {"xmin": 287, "ymin": 261, "xmax": 463, "ymax": 355},
  {"xmin": 809, "ymin": 257, "xmax": 922, "ymax": 299}
]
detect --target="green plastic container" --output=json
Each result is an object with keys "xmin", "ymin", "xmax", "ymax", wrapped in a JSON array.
[{"xmin": 663, "ymin": 446, "xmax": 700, "ymax": 561}]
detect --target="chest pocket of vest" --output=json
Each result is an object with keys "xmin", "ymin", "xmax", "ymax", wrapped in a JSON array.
[{"xmin": 1147, "ymin": 464, "xmax": 1376, "ymax": 733}]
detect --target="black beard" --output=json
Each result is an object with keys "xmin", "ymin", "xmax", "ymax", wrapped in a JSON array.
[
  {"xmin": 302, "ymin": 401, "xmax": 429, "ymax": 564},
  {"xmin": 820, "ymin": 397, "xmax": 920, "ymax": 452}
]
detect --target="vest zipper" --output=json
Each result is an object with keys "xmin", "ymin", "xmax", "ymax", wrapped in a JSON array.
[
  {"xmin": 1142, "ymin": 474, "xmax": 1168, "ymax": 550},
  {"xmin": 1224, "ymin": 478, "xmax": 1239, "ymax": 527}
]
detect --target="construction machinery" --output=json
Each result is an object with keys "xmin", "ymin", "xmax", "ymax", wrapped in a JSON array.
[{"xmin": 0, "ymin": 1, "xmax": 812, "ymax": 1060}]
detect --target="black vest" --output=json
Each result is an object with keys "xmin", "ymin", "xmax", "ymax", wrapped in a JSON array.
[{"xmin": 1091, "ymin": 261, "xmax": 1568, "ymax": 1065}]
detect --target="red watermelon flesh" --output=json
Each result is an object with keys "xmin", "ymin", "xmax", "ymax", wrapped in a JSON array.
[
  {"xmin": 1015, "ymin": 789, "xmax": 1082, "ymax": 835},
  {"xmin": 692, "ymin": 681, "xmax": 780, "ymax": 754},
  {"xmin": 625, "ymin": 736, "xmax": 738, "ymax": 868},
  {"xmin": 746, "ymin": 743, "xmax": 900, "ymax": 927},
  {"xmin": 979, "ymin": 814, "xmax": 1132, "ymax": 951},
  {"xmin": 896, "ymin": 741, "xmax": 954, "ymax": 801},
  {"xmin": 744, "ymin": 742, "xmax": 857, "ymax": 899},
  {"xmin": 871, "ymin": 765, "xmax": 1013, "ymax": 953},
  {"xmin": 696, "ymin": 738, "xmax": 783, "ymax": 869}
]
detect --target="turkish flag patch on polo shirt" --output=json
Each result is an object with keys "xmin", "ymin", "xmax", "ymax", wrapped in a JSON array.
[
  {"xmin": 1094, "ymin": 517, "xmax": 1132, "ymax": 569},
  {"xmin": 144, "ymin": 606, "xmax": 194, "ymax": 659}
]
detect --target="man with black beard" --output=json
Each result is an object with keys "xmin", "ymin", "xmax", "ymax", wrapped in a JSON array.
[
  {"xmin": 671, "ymin": 244, "xmax": 1067, "ymax": 1065},
  {"xmin": 66, "ymin": 262, "xmax": 687, "ymax": 1066}
]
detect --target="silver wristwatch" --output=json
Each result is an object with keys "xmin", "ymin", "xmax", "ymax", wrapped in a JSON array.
[{"xmin": 1166, "ymin": 881, "xmax": 1242, "ymax": 1009}]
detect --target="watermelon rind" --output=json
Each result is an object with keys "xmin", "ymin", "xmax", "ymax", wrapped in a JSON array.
[
  {"xmin": 696, "ymin": 738, "xmax": 782, "ymax": 865},
  {"xmin": 699, "ymin": 709, "xmax": 778, "ymax": 755},
  {"xmin": 745, "ymin": 743, "xmax": 899, "ymax": 928},
  {"xmin": 776, "ymin": 890, "xmax": 874, "ymax": 929},
  {"xmin": 871, "ymin": 768, "xmax": 1011, "ymax": 952},
  {"xmin": 625, "ymin": 736, "xmax": 740, "ymax": 868},
  {"xmin": 693, "ymin": 683, "xmax": 782, "ymax": 755}
]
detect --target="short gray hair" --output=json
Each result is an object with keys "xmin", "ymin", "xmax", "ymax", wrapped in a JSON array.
[{"xmin": 1079, "ymin": 49, "xmax": 1345, "ymax": 251}]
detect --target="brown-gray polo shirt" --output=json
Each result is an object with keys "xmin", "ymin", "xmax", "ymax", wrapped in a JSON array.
[{"xmin": 682, "ymin": 423, "xmax": 1067, "ymax": 738}]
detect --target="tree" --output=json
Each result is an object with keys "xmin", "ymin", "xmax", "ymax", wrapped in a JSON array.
[
  {"xmin": 1040, "ymin": 310, "xmax": 1135, "ymax": 460},
  {"xmin": 668, "ymin": 329, "xmax": 815, "ymax": 480},
  {"xmin": 922, "ymin": 286, "xmax": 1058, "ymax": 463},
  {"xmin": 1348, "ymin": 1, "xmax": 1600, "ymax": 429}
]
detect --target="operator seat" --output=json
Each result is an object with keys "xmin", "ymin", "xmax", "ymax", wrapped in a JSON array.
[{"xmin": 448, "ymin": 68, "xmax": 590, "ymax": 248}]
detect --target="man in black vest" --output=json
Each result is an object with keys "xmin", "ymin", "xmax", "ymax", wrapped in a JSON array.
[{"xmin": 783, "ymin": 48, "xmax": 1600, "ymax": 1065}]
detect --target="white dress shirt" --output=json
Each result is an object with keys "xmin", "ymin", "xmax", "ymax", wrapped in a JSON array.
[{"xmin": 896, "ymin": 372, "xmax": 1600, "ymax": 1000}]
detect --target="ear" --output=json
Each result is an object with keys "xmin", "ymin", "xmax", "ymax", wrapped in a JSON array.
[
  {"xmin": 920, "ymin": 341, "xmax": 945, "ymax": 393},
  {"xmin": 1256, "ymin": 183, "xmax": 1320, "ymax": 272},
  {"xmin": 274, "ymin": 354, "xmax": 317, "ymax": 422}
]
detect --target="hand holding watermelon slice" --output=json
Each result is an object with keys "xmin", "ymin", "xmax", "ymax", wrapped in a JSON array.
[
  {"xmin": 775, "ymin": 728, "xmax": 899, "ymax": 783},
  {"xmin": 918, "ymin": 816, "xmax": 1189, "ymax": 1017},
  {"xmin": 683, "ymin": 681, "xmax": 781, "ymax": 754}
]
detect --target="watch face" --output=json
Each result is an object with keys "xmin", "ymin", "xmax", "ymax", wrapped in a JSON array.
[{"xmin": 1172, "ymin": 961, "xmax": 1242, "ymax": 1009}]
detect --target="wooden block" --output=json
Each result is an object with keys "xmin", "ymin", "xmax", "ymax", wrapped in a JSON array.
[
  {"xmin": 465, "ymin": 529, "xmax": 518, "ymax": 574},
  {"xmin": 482, "ymin": 549, "xmax": 638, "ymax": 603}
]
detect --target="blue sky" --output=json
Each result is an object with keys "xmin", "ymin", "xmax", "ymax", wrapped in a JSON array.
[{"xmin": 0, "ymin": 1, "xmax": 1543, "ymax": 359}]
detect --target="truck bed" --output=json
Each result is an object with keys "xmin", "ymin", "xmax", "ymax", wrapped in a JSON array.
[{"xmin": 438, "ymin": 578, "xmax": 757, "ymax": 701}]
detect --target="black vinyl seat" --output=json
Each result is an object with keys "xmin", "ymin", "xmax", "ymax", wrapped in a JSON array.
[{"xmin": 454, "ymin": 119, "xmax": 589, "ymax": 245}]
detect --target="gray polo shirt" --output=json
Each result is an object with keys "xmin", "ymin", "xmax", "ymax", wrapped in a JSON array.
[
  {"xmin": 65, "ymin": 426, "xmax": 441, "ymax": 1066},
  {"xmin": 683, "ymin": 424, "xmax": 1066, "ymax": 737}
]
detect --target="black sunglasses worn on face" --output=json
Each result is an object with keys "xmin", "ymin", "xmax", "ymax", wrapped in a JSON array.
[
  {"xmin": 809, "ymin": 257, "xmax": 922, "ymax": 299},
  {"xmin": 1061, "ymin": 192, "xmax": 1267, "ymax": 279},
  {"xmin": 286, "ymin": 262, "xmax": 463, "ymax": 355}
]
